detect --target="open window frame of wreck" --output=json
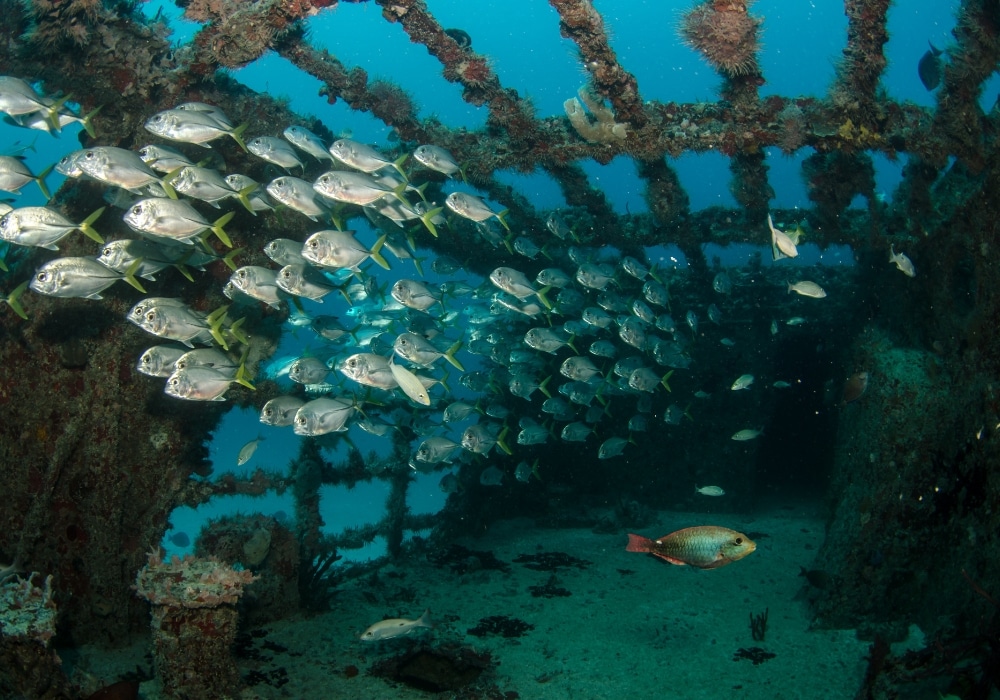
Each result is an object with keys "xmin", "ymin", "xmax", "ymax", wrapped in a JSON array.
[{"xmin": 2, "ymin": 0, "xmax": 1000, "ymax": 697}]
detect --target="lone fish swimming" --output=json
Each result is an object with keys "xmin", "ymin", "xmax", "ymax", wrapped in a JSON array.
[{"xmin": 626, "ymin": 526, "xmax": 756, "ymax": 569}]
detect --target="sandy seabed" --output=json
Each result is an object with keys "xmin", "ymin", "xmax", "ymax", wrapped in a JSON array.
[{"xmin": 75, "ymin": 507, "xmax": 872, "ymax": 699}]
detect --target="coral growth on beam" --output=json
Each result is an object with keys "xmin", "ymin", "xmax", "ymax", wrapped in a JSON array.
[{"xmin": 564, "ymin": 86, "xmax": 629, "ymax": 144}]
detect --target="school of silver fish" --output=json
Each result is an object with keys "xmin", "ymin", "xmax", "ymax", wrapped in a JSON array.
[{"xmin": 0, "ymin": 75, "xmax": 898, "ymax": 492}]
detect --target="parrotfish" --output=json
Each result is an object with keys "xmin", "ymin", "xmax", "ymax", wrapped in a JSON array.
[{"xmin": 626, "ymin": 526, "xmax": 756, "ymax": 569}]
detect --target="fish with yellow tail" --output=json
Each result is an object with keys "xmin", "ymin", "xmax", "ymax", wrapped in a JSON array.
[{"xmin": 626, "ymin": 526, "xmax": 756, "ymax": 569}]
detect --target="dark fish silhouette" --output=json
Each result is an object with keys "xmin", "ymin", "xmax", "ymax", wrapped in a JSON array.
[{"xmin": 918, "ymin": 42, "xmax": 943, "ymax": 91}]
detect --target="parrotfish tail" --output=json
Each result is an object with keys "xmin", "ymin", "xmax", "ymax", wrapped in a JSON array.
[
  {"xmin": 230, "ymin": 123, "xmax": 249, "ymax": 152},
  {"xmin": 35, "ymin": 164, "xmax": 53, "ymax": 201},
  {"xmin": 369, "ymin": 234, "xmax": 391, "ymax": 271},
  {"xmin": 226, "ymin": 316, "xmax": 250, "ymax": 347},
  {"xmin": 626, "ymin": 533, "xmax": 653, "ymax": 553},
  {"xmin": 209, "ymin": 211, "xmax": 235, "ymax": 248},
  {"xmin": 661, "ymin": 369, "xmax": 674, "ymax": 392},
  {"xmin": 420, "ymin": 207, "xmax": 442, "ymax": 238},
  {"xmin": 392, "ymin": 154, "xmax": 410, "ymax": 182},
  {"xmin": 496, "ymin": 209, "xmax": 511, "ymax": 232},
  {"xmin": 539, "ymin": 375, "xmax": 552, "ymax": 399},
  {"xmin": 80, "ymin": 105, "xmax": 102, "ymax": 139},
  {"xmin": 237, "ymin": 184, "xmax": 257, "ymax": 216},
  {"xmin": 222, "ymin": 247, "xmax": 243, "ymax": 272},
  {"xmin": 566, "ymin": 335, "xmax": 578, "ymax": 354},
  {"xmin": 536, "ymin": 285, "xmax": 553, "ymax": 310},
  {"xmin": 123, "ymin": 258, "xmax": 147, "ymax": 294},
  {"xmin": 496, "ymin": 427, "xmax": 512, "ymax": 456},
  {"xmin": 5, "ymin": 281, "xmax": 29, "ymax": 320},
  {"xmin": 444, "ymin": 341, "xmax": 465, "ymax": 372},
  {"xmin": 79, "ymin": 206, "xmax": 106, "ymax": 244}
]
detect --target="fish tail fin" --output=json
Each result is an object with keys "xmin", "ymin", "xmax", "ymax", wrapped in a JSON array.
[
  {"xmin": 391, "ymin": 182, "xmax": 411, "ymax": 208},
  {"xmin": 496, "ymin": 426, "xmax": 512, "ymax": 456},
  {"xmin": 45, "ymin": 93, "xmax": 71, "ymax": 132},
  {"xmin": 173, "ymin": 263, "xmax": 195, "ymax": 282},
  {"xmin": 649, "ymin": 263, "xmax": 662, "ymax": 285},
  {"xmin": 413, "ymin": 181, "xmax": 429, "ymax": 202},
  {"xmin": 369, "ymin": 234, "xmax": 390, "ymax": 270},
  {"xmin": 0, "ymin": 253, "xmax": 8, "ymax": 273},
  {"xmin": 5, "ymin": 280, "xmax": 29, "ymax": 320},
  {"xmin": 235, "ymin": 350, "xmax": 255, "ymax": 391},
  {"xmin": 35, "ymin": 163, "xmax": 52, "ymax": 200},
  {"xmin": 786, "ymin": 281, "xmax": 793, "ymax": 294},
  {"xmin": 227, "ymin": 316, "xmax": 250, "ymax": 347},
  {"xmin": 79, "ymin": 104, "xmax": 102, "ymax": 139},
  {"xmin": 626, "ymin": 533, "xmax": 653, "ymax": 553},
  {"xmin": 207, "ymin": 305, "xmax": 231, "ymax": 350},
  {"xmin": 123, "ymin": 258, "xmax": 147, "ymax": 293},
  {"xmin": 392, "ymin": 154, "xmax": 409, "ymax": 181},
  {"xmin": 411, "ymin": 255, "xmax": 425, "ymax": 277},
  {"xmin": 210, "ymin": 211, "xmax": 235, "ymax": 248},
  {"xmin": 222, "ymin": 246, "xmax": 243, "ymax": 272},
  {"xmin": 566, "ymin": 334, "xmax": 577, "ymax": 354},
  {"xmin": 418, "ymin": 609, "xmax": 434, "ymax": 629},
  {"xmin": 496, "ymin": 208, "xmax": 510, "ymax": 232},
  {"xmin": 539, "ymin": 375, "xmax": 552, "ymax": 399},
  {"xmin": 230, "ymin": 123, "xmax": 249, "ymax": 152},
  {"xmin": 683, "ymin": 403, "xmax": 693, "ymax": 421},
  {"xmin": 661, "ymin": 369, "xmax": 674, "ymax": 392},
  {"xmin": 420, "ymin": 207, "xmax": 442, "ymax": 238},
  {"xmin": 444, "ymin": 341, "xmax": 465, "ymax": 371},
  {"xmin": 237, "ymin": 184, "xmax": 257, "ymax": 215},
  {"xmin": 536, "ymin": 285, "xmax": 552, "ymax": 310},
  {"xmin": 79, "ymin": 206, "xmax": 106, "ymax": 244},
  {"xmin": 531, "ymin": 458, "xmax": 542, "ymax": 481}
]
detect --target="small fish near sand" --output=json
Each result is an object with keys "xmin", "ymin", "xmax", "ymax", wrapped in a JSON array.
[
  {"xmin": 695, "ymin": 485, "xmax": 725, "ymax": 496},
  {"xmin": 626, "ymin": 526, "xmax": 756, "ymax": 569},
  {"xmin": 360, "ymin": 609, "xmax": 434, "ymax": 641}
]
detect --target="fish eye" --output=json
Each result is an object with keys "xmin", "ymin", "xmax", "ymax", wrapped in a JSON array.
[
  {"xmin": 85, "ymin": 151, "xmax": 96, "ymax": 158},
  {"xmin": 36, "ymin": 272, "xmax": 46, "ymax": 281},
  {"xmin": 169, "ymin": 378, "xmax": 178, "ymax": 386},
  {"xmin": 735, "ymin": 537, "xmax": 743, "ymax": 545},
  {"xmin": 263, "ymin": 408, "xmax": 273, "ymax": 416},
  {"xmin": 146, "ymin": 311, "xmax": 155, "ymax": 321},
  {"xmin": 282, "ymin": 270, "xmax": 291, "ymax": 278}
]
